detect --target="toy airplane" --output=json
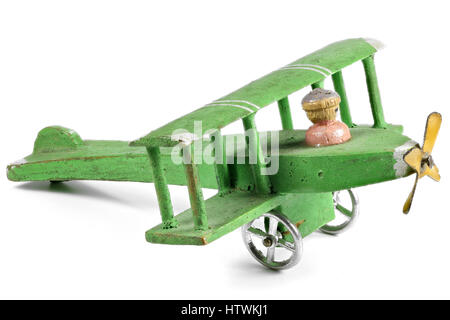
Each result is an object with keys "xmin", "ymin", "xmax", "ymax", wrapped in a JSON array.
[{"xmin": 7, "ymin": 38, "xmax": 441, "ymax": 270}]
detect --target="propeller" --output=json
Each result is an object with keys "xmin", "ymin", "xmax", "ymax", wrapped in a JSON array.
[{"xmin": 402, "ymin": 112, "xmax": 442, "ymax": 214}]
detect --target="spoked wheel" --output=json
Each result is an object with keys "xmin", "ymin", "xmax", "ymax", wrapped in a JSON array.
[
  {"xmin": 242, "ymin": 212, "xmax": 302, "ymax": 270},
  {"xmin": 320, "ymin": 189, "xmax": 359, "ymax": 235}
]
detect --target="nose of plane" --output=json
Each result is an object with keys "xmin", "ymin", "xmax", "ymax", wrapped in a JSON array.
[{"xmin": 393, "ymin": 140, "xmax": 420, "ymax": 178}]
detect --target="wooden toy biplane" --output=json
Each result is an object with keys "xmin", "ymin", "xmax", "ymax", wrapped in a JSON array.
[{"xmin": 7, "ymin": 38, "xmax": 441, "ymax": 270}]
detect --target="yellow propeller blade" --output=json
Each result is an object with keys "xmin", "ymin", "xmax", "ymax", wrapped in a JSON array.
[
  {"xmin": 402, "ymin": 148, "xmax": 423, "ymax": 214},
  {"xmin": 403, "ymin": 147, "xmax": 423, "ymax": 174},
  {"xmin": 423, "ymin": 164, "xmax": 441, "ymax": 182},
  {"xmin": 403, "ymin": 174, "xmax": 419, "ymax": 214},
  {"xmin": 423, "ymin": 112, "xmax": 442, "ymax": 154}
]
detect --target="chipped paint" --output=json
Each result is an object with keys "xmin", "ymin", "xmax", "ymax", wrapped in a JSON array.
[
  {"xmin": 282, "ymin": 220, "xmax": 306, "ymax": 236},
  {"xmin": 7, "ymin": 158, "xmax": 27, "ymax": 171},
  {"xmin": 393, "ymin": 140, "xmax": 419, "ymax": 177},
  {"xmin": 364, "ymin": 38, "xmax": 385, "ymax": 51},
  {"xmin": 170, "ymin": 132, "xmax": 199, "ymax": 146},
  {"xmin": 11, "ymin": 158, "xmax": 28, "ymax": 166},
  {"xmin": 6, "ymin": 158, "xmax": 28, "ymax": 179}
]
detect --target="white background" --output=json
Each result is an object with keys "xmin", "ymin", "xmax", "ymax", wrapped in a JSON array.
[{"xmin": 1, "ymin": 1, "xmax": 449, "ymax": 299}]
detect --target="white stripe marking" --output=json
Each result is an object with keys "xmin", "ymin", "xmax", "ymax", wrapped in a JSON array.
[
  {"xmin": 204, "ymin": 103, "xmax": 255, "ymax": 113},
  {"xmin": 287, "ymin": 63, "xmax": 332, "ymax": 74},
  {"xmin": 280, "ymin": 66, "xmax": 329, "ymax": 77},
  {"xmin": 213, "ymin": 99, "xmax": 260, "ymax": 110}
]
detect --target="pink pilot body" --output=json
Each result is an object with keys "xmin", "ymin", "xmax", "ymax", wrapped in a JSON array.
[{"xmin": 305, "ymin": 120, "xmax": 351, "ymax": 146}]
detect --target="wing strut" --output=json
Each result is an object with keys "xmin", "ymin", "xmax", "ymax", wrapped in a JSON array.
[
  {"xmin": 183, "ymin": 145, "xmax": 209, "ymax": 230},
  {"xmin": 362, "ymin": 55, "xmax": 387, "ymax": 129},
  {"xmin": 242, "ymin": 114, "xmax": 272, "ymax": 194},
  {"xmin": 147, "ymin": 147, "xmax": 178, "ymax": 228}
]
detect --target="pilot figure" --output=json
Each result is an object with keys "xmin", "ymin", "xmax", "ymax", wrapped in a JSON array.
[{"xmin": 302, "ymin": 88, "xmax": 351, "ymax": 147}]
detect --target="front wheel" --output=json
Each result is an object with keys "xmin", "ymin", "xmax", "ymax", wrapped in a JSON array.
[
  {"xmin": 320, "ymin": 189, "xmax": 359, "ymax": 235},
  {"xmin": 242, "ymin": 212, "xmax": 302, "ymax": 270}
]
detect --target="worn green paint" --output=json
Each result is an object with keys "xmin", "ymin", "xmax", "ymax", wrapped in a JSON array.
[
  {"xmin": 7, "ymin": 126, "xmax": 411, "ymax": 193},
  {"xmin": 7, "ymin": 127, "xmax": 219, "ymax": 187},
  {"xmin": 147, "ymin": 191, "xmax": 282, "ymax": 245},
  {"xmin": 332, "ymin": 71, "xmax": 354, "ymax": 127},
  {"xmin": 275, "ymin": 192, "xmax": 335, "ymax": 240},
  {"xmin": 362, "ymin": 55, "xmax": 388, "ymax": 129},
  {"xmin": 277, "ymin": 97, "xmax": 294, "ymax": 130},
  {"xmin": 266, "ymin": 126, "xmax": 411, "ymax": 192},
  {"xmin": 147, "ymin": 192, "xmax": 335, "ymax": 246},
  {"xmin": 183, "ymin": 146, "xmax": 208, "ymax": 230},
  {"xmin": 147, "ymin": 147, "xmax": 178, "ymax": 229},
  {"xmin": 130, "ymin": 38, "xmax": 378, "ymax": 148},
  {"xmin": 242, "ymin": 114, "xmax": 272, "ymax": 194},
  {"xmin": 33, "ymin": 126, "xmax": 84, "ymax": 153}
]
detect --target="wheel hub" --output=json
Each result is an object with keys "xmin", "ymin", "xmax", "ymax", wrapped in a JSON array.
[{"xmin": 262, "ymin": 237, "xmax": 273, "ymax": 247}]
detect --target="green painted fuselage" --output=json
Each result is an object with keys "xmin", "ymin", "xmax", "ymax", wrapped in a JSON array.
[{"xmin": 7, "ymin": 126, "xmax": 414, "ymax": 193}]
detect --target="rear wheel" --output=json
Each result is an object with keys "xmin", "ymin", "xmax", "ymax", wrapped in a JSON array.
[
  {"xmin": 320, "ymin": 189, "xmax": 359, "ymax": 235},
  {"xmin": 242, "ymin": 212, "xmax": 302, "ymax": 270}
]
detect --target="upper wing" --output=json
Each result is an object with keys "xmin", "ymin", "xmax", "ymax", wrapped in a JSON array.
[{"xmin": 131, "ymin": 38, "xmax": 381, "ymax": 148}]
